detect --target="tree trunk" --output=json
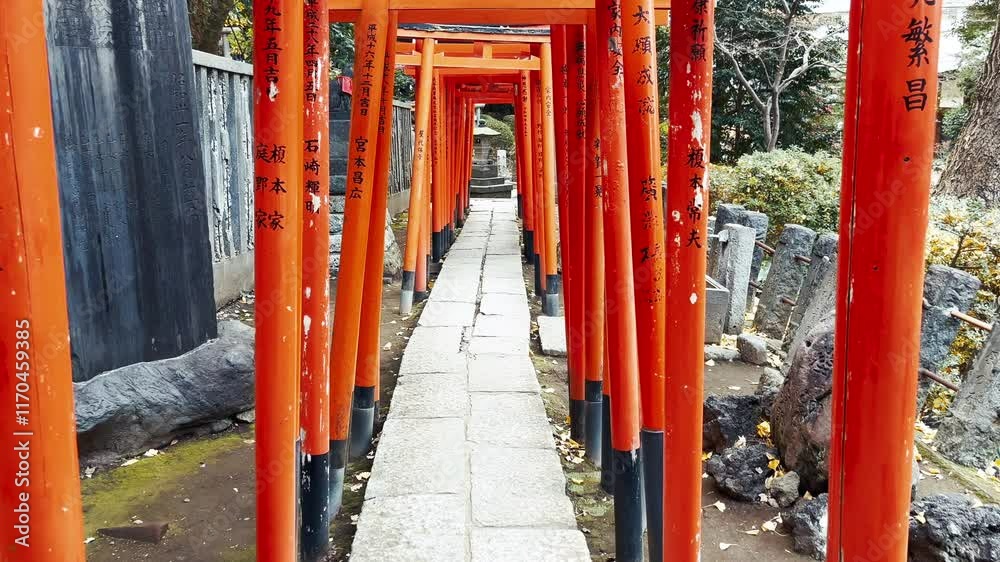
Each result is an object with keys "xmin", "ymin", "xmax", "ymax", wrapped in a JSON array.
[
  {"xmin": 935, "ymin": 14, "xmax": 1000, "ymax": 205},
  {"xmin": 188, "ymin": 0, "xmax": 236, "ymax": 55}
]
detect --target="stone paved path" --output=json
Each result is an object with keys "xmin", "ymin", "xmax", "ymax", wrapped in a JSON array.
[{"xmin": 351, "ymin": 198, "xmax": 590, "ymax": 562}]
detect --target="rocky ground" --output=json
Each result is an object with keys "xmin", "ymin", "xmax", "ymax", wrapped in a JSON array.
[
  {"xmin": 521, "ymin": 260, "xmax": 999, "ymax": 561},
  {"xmin": 82, "ymin": 218, "xmax": 420, "ymax": 562}
]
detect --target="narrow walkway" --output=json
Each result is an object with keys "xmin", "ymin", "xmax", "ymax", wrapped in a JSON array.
[{"xmin": 351, "ymin": 198, "xmax": 590, "ymax": 562}]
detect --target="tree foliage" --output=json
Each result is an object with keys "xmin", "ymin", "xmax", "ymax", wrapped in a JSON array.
[
  {"xmin": 188, "ymin": 0, "xmax": 236, "ymax": 54},
  {"xmin": 711, "ymin": 0, "xmax": 844, "ymax": 161}
]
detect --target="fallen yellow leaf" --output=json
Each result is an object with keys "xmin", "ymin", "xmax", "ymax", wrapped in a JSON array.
[{"xmin": 757, "ymin": 421, "xmax": 772, "ymax": 438}]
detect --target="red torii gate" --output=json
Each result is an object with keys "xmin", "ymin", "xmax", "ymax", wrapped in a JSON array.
[{"xmin": 0, "ymin": 0, "xmax": 944, "ymax": 560}]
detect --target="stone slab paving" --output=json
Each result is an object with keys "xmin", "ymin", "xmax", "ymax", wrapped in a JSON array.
[
  {"xmin": 352, "ymin": 198, "xmax": 589, "ymax": 562},
  {"xmin": 536, "ymin": 315, "xmax": 568, "ymax": 357}
]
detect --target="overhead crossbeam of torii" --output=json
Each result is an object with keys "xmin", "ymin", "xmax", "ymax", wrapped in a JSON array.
[{"xmin": 0, "ymin": 0, "xmax": 944, "ymax": 560}]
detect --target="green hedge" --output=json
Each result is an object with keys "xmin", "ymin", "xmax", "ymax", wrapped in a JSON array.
[{"xmin": 711, "ymin": 149, "xmax": 841, "ymax": 241}]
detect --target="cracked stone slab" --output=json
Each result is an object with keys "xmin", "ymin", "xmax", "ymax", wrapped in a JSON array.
[
  {"xmin": 471, "ymin": 528, "xmax": 590, "ymax": 562},
  {"xmin": 469, "ymin": 335, "xmax": 529, "ymax": 356},
  {"xmin": 483, "ymin": 262, "xmax": 524, "ymax": 280},
  {"xmin": 468, "ymin": 354, "xmax": 539, "ymax": 393},
  {"xmin": 536, "ymin": 316, "xmax": 568, "ymax": 357},
  {"xmin": 365, "ymin": 418, "xmax": 467, "ymax": 499},
  {"xmin": 398, "ymin": 350, "xmax": 467, "ymax": 375},
  {"xmin": 471, "ymin": 446, "xmax": 577, "ymax": 528},
  {"xmin": 352, "ymin": 495, "xmax": 467, "ymax": 562},
  {"xmin": 418, "ymin": 301, "xmax": 477, "ymax": 327},
  {"xmin": 480, "ymin": 293, "xmax": 529, "ymax": 316},
  {"xmin": 481, "ymin": 276, "xmax": 526, "ymax": 295},
  {"xmin": 469, "ymin": 393, "xmax": 554, "ymax": 449},
  {"xmin": 450, "ymin": 238, "xmax": 489, "ymax": 251},
  {"xmin": 388, "ymin": 373, "xmax": 468, "ymax": 419},
  {"xmin": 473, "ymin": 313, "xmax": 529, "ymax": 338},
  {"xmin": 486, "ymin": 240, "xmax": 522, "ymax": 255},
  {"xmin": 428, "ymin": 275, "xmax": 481, "ymax": 303},
  {"xmin": 407, "ymin": 326, "xmax": 464, "ymax": 354}
]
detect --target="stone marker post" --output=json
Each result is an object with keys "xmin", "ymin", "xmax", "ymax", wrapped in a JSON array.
[
  {"xmin": 753, "ymin": 224, "xmax": 817, "ymax": 340},
  {"xmin": 915, "ymin": 264, "xmax": 981, "ymax": 407},
  {"xmin": 718, "ymin": 224, "xmax": 755, "ymax": 334},
  {"xmin": 784, "ymin": 233, "xmax": 838, "ymax": 349}
]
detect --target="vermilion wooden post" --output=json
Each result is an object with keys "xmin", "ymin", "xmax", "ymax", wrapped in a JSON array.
[
  {"xmin": 0, "ymin": 2, "xmax": 85, "ymax": 558},
  {"xmin": 518, "ymin": 71, "xmax": 537, "ymax": 264},
  {"xmin": 514, "ymin": 89, "xmax": 527, "ymax": 220},
  {"xmin": 663, "ymin": 0, "xmax": 715, "ymax": 556},
  {"xmin": 622, "ymin": 0, "xmax": 665, "ymax": 557},
  {"xmin": 253, "ymin": 0, "xmax": 305, "ymax": 556},
  {"xmin": 417, "ymin": 175, "xmax": 431, "ymax": 299},
  {"xmin": 582, "ymin": 18, "xmax": 606, "ymax": 468},
  {"xmin": 431, "ymin": 72, "xmax": 445, "ymax": 262},
  {"xmin": 827, "ymin": 1, "xmax": 941, "ymax": 559},
  {"xmin": 351, "ymin": 13, "xmax": 398, "ymax": 462},
  {"xmin": 551, "ymin": 24, "xmax": 571, "ymax": 325},
  {"xmin": 539, "ymin": 43, "xmax": 561, "ymax": 316},
  {"xmin": 530, "ymin": 72, "xmax": 547, "ymax": 297},
  {"xmin": 596, "ymin": 0, "xmax": 644, "ymax": 557},
  {"xmin": 300, "ymin": 0, "xmax": 332, "ymax": 556},
  {"xmin": 400, "ymin": 40, "xmax": 435, "ymax": 313},
  {"xmin": 561, "ymin": 25, "xmax": 589, "ymax": 443},
  {"xmin": 328, "ymin": 1, "xmax": 389, "ymax": 514}
]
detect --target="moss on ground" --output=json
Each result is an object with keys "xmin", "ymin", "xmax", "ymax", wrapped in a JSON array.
[{"xmin": 81, "ymin": 429, "xmax": 250, "ymax": 536}]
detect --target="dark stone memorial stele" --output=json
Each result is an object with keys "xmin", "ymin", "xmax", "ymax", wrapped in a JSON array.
[{"xmin": 46, "ymin": 0, "xmax": 217, "ymax": 381}]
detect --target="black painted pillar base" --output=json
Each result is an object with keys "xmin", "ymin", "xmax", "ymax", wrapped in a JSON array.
[
  {"xmin": 300, "ymin": 451, "xmax": 331, "ymax": 561},
  {"xmin": 349, "ymin": 386, "xmax": 376, "ymax": 460},
  {"xmin": 400, "ymin": 270, "xmax": 415, "ymax": 314},
  {"xmin": 641, "ymin": 429, "xmax": 664, "ymax": 562},
  {"xmin": 523, "ymin": 230, "xmax": 534, "ymax": 261},
  {"xmin": 613, "ymin": 448, "xmax": 645, "ymax": 562},
  {"xmin": 543, "ymin": 274, "xmax": 560, "ymax": 316},
  {"xmin": 432, "ymin": 230, "xmax": 444, "ymax": 262},
  {"xmin": 600, "ymin": 396, "xmax": 614, "ymax": 494},
  {"xmin": 517, "ymin": 194, "xmax": 523, "ymax": 218},
  {"xmin": 329, "ymin": 439, "xmax": 347, "ymax": 517},
  {"xmin": 533, "ymin": 253, "xmax": 543, "ymax": 297},
  {"xmin": 569, "ymin": 398, "xmax": 586, "ymax": 444},
  {"xmin": 584, "ymin": 380, "xmax": 603, "ymax": 467}
]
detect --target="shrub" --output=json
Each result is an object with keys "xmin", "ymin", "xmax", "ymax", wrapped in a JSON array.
[
  {"xmin": 925, "ymin": 196, "xmax": 1000, "ymax": 378},
  {"xmin": 481, "ymin": 114, "xmax": 515, "ymax": 155},
  {"xmin": 710, "ymin": 149, "xmax": 841, "ymax": 242}
]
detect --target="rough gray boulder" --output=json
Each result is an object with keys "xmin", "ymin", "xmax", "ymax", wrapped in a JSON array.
[
  {"xmin": 706, "ymin": 443, "xmax": 778, "ymax": 502},
  {"xmin": 916, "ymin": 265, "xmax": 981, "ymax": 407},
  {"xmin": 703, "ymin": 394, "xmax": 764, "ymax": 452},
  {"xmin": 781, "ymin": 493, "xmax": 828, "ymax": 560},
  {"xmin": 738, "ymin": 333, "xmax": 770, "ymax": 365},
  {"xmin": 768, "ymin": 471, "xmax": 801, "ymax": 508},
  {"xmin": 75, "ymin": 320, "xmax": 255, "ymax": 465},
  {"xmin": 756, "ymin": 367, "xmax": 785, "ymax": 416},
  {"xmin": 771, "ymin": 315, "xmax": 836, "ymax": 492},
  {"xmin": 935, "ymin": 324, "xmax": 1000, "ymax": 468},
  {"xmin": 909, "ymin": 494, "xmax": 1000, "ymax": 562}
]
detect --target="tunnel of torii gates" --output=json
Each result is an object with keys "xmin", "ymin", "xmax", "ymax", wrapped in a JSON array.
[{"xmin": 0, "ymin": 0, "xmax": 942, "ymax": 559}]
